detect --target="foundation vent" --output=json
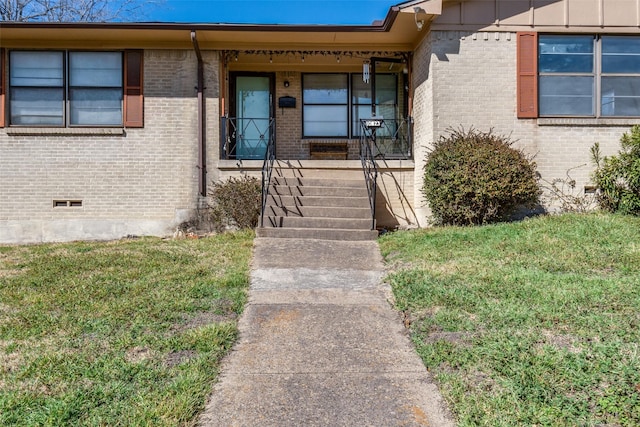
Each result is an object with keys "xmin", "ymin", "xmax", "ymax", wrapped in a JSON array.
[{"xmin": 53, "ymin": 200, "xmax": 83, "ymax": 208}]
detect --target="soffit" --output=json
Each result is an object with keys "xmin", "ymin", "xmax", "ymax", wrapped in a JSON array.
[{"xmin": 0, "ymin": 8, "xmax": 433, "ymax": 51}]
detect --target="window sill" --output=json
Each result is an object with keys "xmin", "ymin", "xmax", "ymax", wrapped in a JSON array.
[
  {"xmin": 5, "ymin": 127, "xmax": 126, "ymax": 136},
  {"xmin": 537, "ymin": 118, "xmax": 640, "ymax": 127}
]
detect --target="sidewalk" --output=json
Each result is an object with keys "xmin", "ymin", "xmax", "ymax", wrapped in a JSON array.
[{"xmin": 199, "ymin": 238, "xmax": 455, "ymax": 426}]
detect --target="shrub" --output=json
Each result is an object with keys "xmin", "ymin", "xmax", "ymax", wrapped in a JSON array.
[
  {"xmin": 208, "ymin": 175, "xmax": 261, "ymax": 231},
  {"xmin": 591, "ymin": 125, "xmax": 640, "ymax": 216},
  {"xmin": 541, "ymin": 165, "xmax": 597, "ymax": 214},
  {"xmin": 422, "ymin": 127, "xmax": 541, "ymax": 225}
]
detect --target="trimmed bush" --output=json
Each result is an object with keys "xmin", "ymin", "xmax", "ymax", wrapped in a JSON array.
[
  {"xmin": 208, "ymin": 176, "xmax": 261, "ymax": 231},
  {"xmin": 422, "ymin": 128, "xmax": 541, "ymax": 225},
  {"xmin": 591, "ymin": 125, "xmax": 640, "ymax": 216}
]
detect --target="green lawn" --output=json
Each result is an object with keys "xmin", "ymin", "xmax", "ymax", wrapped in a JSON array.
[
  {"xmin": 379, "ymin": 213, "xmax": 640, "ymax": 426},
  {"xmin": 0, "ymin": 231, "xmax": 254, "ymax": 426}
]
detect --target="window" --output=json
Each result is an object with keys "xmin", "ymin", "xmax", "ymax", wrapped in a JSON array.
[
  {"xmin": 517, "ymin": 33, "xmax": 640, "ymax": 118},
  {"xmin": 351, "ymin": 74, "xmax": 397, "ymax": 137},
  {"xmin": 6, "ymin": 50, "xmax": 143, "ymax": 127},
  {"xmin": 69, "ymin": 52, "xmax": 123, "ymax": 125},
  {"xmin": 303, "ymin": 74, "xmax": 349, "ymax": 137},
  {"xmin": 539, "ymin": 35, "xmax": 595, "ymax": 116},
  {"xmin": 601, "ymin": 36, "xmax": 640, "ymax": 116},
  {"xmin": 10, "ymin": 51, "xmax": 65, "ymax": 125},
  {"xmin": 302, "ymin": 73, "xmax": 398, "ymax": 138}
]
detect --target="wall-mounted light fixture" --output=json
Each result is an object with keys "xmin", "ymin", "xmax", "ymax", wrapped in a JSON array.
[
  {"xmin": 414, "ymin": 7, "xmax": 425, "ymax": 31},
  {"xmin": 284, "ymin": 80, "xmax": 290, "ymax": 88}
]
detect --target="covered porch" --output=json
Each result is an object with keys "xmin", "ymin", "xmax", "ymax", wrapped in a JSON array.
[
  {"xmin": 215, "ymin": 50, "xmax": 420, "ymax": 232},
  {"xmin": 218, "ymin": 50, "xmax": 414, "ymax": 162}
]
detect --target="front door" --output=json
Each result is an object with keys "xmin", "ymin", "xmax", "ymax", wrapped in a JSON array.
[{"xmin": 230, "ymin": 73, "xmax": 274, "ymax": 160}]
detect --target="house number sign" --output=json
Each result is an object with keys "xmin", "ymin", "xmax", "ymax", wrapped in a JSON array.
[{"xmin": 364, "ymin": 119, "xmax": 384, "ymax": 128}]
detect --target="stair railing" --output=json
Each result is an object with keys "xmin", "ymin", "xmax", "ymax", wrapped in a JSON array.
[
  {"xmin": 359, "ymin": 119, "xmax": 380, "ymax": 231},
  {"xmin": 260, "ymin": 120, "xmax": 276, "ymax": 228}
]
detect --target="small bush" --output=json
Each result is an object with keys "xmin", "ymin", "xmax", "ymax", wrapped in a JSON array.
[
  {"xmin": 591, "ymin": 125, "xmax": 640, "ymax": 216},
  {"xmin": 208, "ymin": 176, "xmax": 261, "ymax": 231},
  {"xmin": 542, "ymin": 165, "xmax": 597, "ymax": 214},
  {"xmin": 422, "ymin": 127, "xmax": 541, "ymax": 225}
]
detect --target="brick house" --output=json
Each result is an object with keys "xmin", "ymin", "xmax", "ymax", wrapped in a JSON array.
[{"xmin": 1, "ymin": 0, "xmax": 639, "ymax": 243}]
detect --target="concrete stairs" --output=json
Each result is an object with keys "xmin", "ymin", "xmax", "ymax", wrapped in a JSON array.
[{"xmin": 256, "ymin": 164, "xmax": 378, "ymax": 241}]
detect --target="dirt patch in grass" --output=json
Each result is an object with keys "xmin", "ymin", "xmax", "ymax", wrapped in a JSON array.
[
  {"xmin": 164, "ymin": 350, "xmax": 198, "ymax": 367},
  {"xmin": 173, "ymin": 309, "xmax": 238, "ymax": 333},
  {"xmin": 0, "ymin": 341, "xmax": 22, "ymax": 374},
  {"xmin": 466, "ymin": 369, "xmax": 502, "ymax": 393},
  {"xmin": 125, "ymin": 346, "xmax": 155, "ymax": 364},
  {"xmin": 425, "ymin": 331, "xmax": 474, "ymax": 347},
  {"xmin": 537, "ymin": 330, "xmax": 583, "ymax": 354}
]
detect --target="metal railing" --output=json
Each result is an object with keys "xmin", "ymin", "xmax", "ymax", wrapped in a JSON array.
[
  {"xmin": 359, "ymin": 120, "xmax": 380, "ymax": 231},
  {"xmin": 221, "ymin": 116, "xmax": 275, "ymax": 160},
  {"xmin": 360, "ymin": 117, "xmax": 412, "ymax": 160},
  {"xmin": 260, "ymin": 125, "xmax": 276, "ymax": 228}
]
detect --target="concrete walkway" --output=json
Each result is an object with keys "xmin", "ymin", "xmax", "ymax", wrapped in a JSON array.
[{"xmin": 199, "ymin": 238, "xmax": 455, "ymax": 426}]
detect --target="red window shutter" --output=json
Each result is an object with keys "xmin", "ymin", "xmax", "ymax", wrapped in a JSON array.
[
  {"xmin": 124, "ymin": 50, "xmax": 144, "ymax": 127},
  {"xmin": 0, "ymin": 48, "xmax": 5, "ymax": 128},
  {"xmin": 517, "ymin": 32, "xmax": 538, "ymax": 119}
]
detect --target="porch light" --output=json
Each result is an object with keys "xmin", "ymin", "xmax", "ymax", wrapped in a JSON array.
[
  {"xmin": 301, "ymin": 54, "xmax": 305, "ymax": 63},
  {"xmin": 336, "ymin": 55, "xmax": 340, "ymax": 63},
  {"xmin": 414, "ymin": 7, "xmax": 425, "ymax": 31}
]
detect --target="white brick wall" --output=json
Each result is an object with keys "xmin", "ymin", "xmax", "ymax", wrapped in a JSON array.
[
  {"xmin": 0, "ymin": 49, "xmax": 220, "ymax": 243},
  {"xmin": 412, "ymin": 30, "xmax": 634, "ymax": 223},
  {"xmin": 4, "ymin": 31, "xmax": 633, "ymax": 242}
]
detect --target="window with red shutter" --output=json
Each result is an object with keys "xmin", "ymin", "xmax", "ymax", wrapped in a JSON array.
[
  {"xmin": 517, "ymin": 32, "xmax": 538, "ymax": 119},
  {"xmin": 124, "ymin": 50, "xmax": 144, "ymax": 128},
  {"xmin": 0, "ymin": 48, "xmax": 5, "ymax": 128}
]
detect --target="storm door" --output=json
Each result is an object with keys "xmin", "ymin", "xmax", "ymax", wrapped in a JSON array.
[{"xmin": 230, "ymin": 73, "xmax": 274, "ymax": 160}]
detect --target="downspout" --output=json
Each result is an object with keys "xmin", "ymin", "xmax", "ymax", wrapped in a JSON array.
[{"xmin": 191, "ymin": 30, "xmax": 206, "ymax": 197}]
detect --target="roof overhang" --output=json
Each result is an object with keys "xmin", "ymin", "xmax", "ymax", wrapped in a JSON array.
[{"xmin": 0, "ymin": 0, "xmax": 442, "ymax": 51}]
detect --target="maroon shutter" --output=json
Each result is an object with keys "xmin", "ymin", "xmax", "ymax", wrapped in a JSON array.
[
  {"xmin": 0, "ymin": 48, "xmax": 5, "ymax": 128},
  {"xmin": 124, "ymin": 50, "xmax": 144, "ymax": 127},
  {"xmin": 517, "ymin": 32, "xmax": 538, "ymax": 119}
]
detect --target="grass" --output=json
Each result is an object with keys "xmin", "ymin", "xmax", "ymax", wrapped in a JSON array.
[
  {"xmin": 0, "ymin": 231, "xmax": 254, "ymax": 426},
  {"xmin": 379, "ymin": 213, "xmax": 640, "ymax": 426}
]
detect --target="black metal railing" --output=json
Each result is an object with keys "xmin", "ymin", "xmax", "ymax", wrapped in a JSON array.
[
  {"xmin": 221, "ymin": 116, "xmax": 276, "ymax": 160},
  {"xmin": 359, "ymin": 120, "xmax": 380, "ymax": 231},
  {"xmin": 360, "ymin": 117, "xmax": 412, "ymax": 160},
  {"xmin": 260, "ymin": 125, "xmax": 276, "ymax": 228}
]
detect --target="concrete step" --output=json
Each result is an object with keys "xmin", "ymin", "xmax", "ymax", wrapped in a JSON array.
[
  {"xmin": 271, "ymin": 167, "xmax": 364, "ymax": 180},
  {"xmin": 270, "ymin": 177, "xmax": 365, "ymax": 188},
  {"xmin": 265, "ymin": 195, "xmax": 370, "ymax": 208},
  {"xmin": 260, "ymin": 164, "xmax": 377, "ymax": 241},
  {"xmin": 263, "ymin": 216, "xmax": 373, "ymax": 230},
  {"xmin": 264, "ymin": 205, "xmax": 372, "ymax": 219},
  {"xmin": 270, "ymin": 185, "xmax": 368, "ymax": 198},
  {"xmin": 256, "ymin": 227, "xmax": 379, "ymax": 241}
]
